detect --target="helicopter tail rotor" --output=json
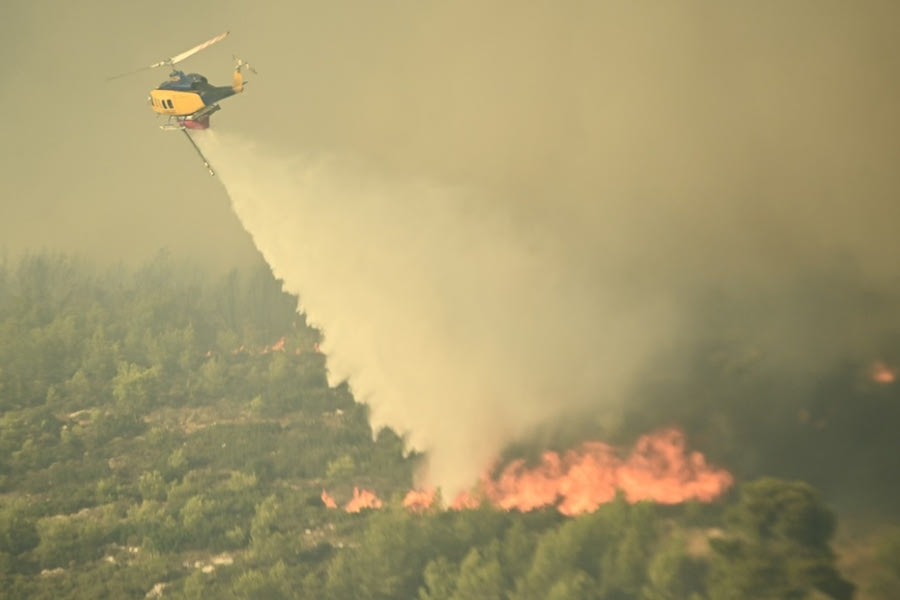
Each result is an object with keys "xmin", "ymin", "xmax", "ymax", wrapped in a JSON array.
[
  {"xmin": 231, "ymin": 55, "xmax": 256, "ymax": 93},
  {"xmin": 233, "ymin": 55, "xmax": 258, "ymax": 75}
]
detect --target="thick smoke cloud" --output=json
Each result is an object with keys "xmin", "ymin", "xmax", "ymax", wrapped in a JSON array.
[{"xmin": 190, "ymin": 3, "xmax": 900, "ymax": 497}]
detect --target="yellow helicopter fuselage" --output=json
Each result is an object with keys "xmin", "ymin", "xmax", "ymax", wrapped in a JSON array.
[
  {"xmin": 149, "ymin": 89, "xmax": 206, "ymax": 116},
  {"xmin": 148, "ymin": 69, "xmax": 243, "ymax": 119}
]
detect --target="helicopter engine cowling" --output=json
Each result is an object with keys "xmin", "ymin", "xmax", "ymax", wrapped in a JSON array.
[{"xmin": 183, "ymin": 116, "xmax": 210, "ymax": 130}]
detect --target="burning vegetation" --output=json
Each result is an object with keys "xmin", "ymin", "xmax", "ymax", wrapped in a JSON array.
[
  {"xmin": 870, "ymin": 361, "xmax": 897, "ymax": 385},
  {"xmin": 456, "ymin": 428, "xmax": 731, "ymax": 514},
  {"xmin": 328, "ymin": 428, "xmax": 732, "ymax": 515}
]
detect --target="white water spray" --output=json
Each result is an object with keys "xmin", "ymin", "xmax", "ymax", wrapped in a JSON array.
[{"xmin": 196, "ymin": 131, "xmax": 670, "ymax": 494}]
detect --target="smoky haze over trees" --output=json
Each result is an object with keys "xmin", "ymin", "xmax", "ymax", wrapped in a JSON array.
[
  {"xmin": 192, "ymin": 2, "xmax": 900, "ymax": 500},
  {"xmin": 197, "ymin": 130, "xmax": 900, "ymax": 513},
  {"xmin": 4, "ymin": 3, "xmax": 899, "ymax": 488}
]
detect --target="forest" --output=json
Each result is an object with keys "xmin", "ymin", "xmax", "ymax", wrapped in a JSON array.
[{"xmin": 0, "ymin": 252, "xmax": 897, "ymax": 599}]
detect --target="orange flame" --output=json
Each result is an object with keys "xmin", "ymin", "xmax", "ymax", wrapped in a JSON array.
[
  {"xmin": 226, "ymin": 336, "xmax": 290, "ymax": 356},
  {"xmin": 344, "ymin": 487, "xmax": 383, "ymax": 513},
  {"xmin": 871, "ymin": 361, "xmax": 896, "ymax": 384},
  {"xmin": 321, "ymin": 429, "xmax": 731, "ymax": 516},
  {"xmin": 449, "ymin": 428, "xmax": 732, "ymax": 515},
  {"xmin": 261, "ymin": 336, "xmax": 287, "ymax": 354},
  {"xmin": 402, "ymin": 488, "xmax": 436, "ymax": 512},
  {"xmin": 615, "ymin": 428, "xmax": 732, "ymax": 503}
]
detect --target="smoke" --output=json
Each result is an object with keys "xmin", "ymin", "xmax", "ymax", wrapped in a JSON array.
[
  {"xmin": 192, "ymin": 2, "xmax": 900, "ymax": 501},
  {"xmin": 198, "ymin": 115, "xmax": 899, "ymax": 505},
  {"xmin": 196, "ymin": 130, "xmax": 679, "ymax": 493}
]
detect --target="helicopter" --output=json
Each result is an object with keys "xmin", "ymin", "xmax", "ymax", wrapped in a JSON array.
[{"xmin": 109, "ymin": 31, "xmax": 254, "ymax": 175}]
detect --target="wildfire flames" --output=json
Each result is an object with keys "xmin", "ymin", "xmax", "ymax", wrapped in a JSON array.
[
  {"xmin": 320, "ymin": 489, "xmax": 337, "ymax": 509},
  {"xmin": 402, "ymin": 488, "xmax": 437, "ymax": 512},
  {"xmin": 449, "ymin": 428, "xmax": 732, "ymax": 515},
  {"xmin": 870, "ymin": 361, "xmax": 897, "ymax": 384},
  {"xmin": 326, "ymin": 428, "xmax": 732, "ymax": 516},
  {"xmin": 344, "ymin": 487, "xmax": 383, "ymax": 513}
]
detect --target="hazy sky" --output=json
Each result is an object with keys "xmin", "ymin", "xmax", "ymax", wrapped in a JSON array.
[
  {"xmin": 4, "ymin": 2, "xmax": 900, "ymax": 494},
  {"xmin": 3, "ymin": 2, "xmax": 898, "ymax": 270}
]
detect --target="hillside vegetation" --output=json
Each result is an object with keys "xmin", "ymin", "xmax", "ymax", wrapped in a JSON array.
[{"xmin": 0, "ymin": 253, "xmax": 892, "ymax": 599}]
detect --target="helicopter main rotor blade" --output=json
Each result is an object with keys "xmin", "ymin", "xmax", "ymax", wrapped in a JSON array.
[
  {"xmin": 106, "ymin": 31, "xmax": 230, "ymax": 81},
  {"xmin": 106, "ymin": 64, "xmax": 155, "ymax": 81},
  {"xmin": 167, "ymin": 31, "xmax": 229, "ymax": 67}
]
